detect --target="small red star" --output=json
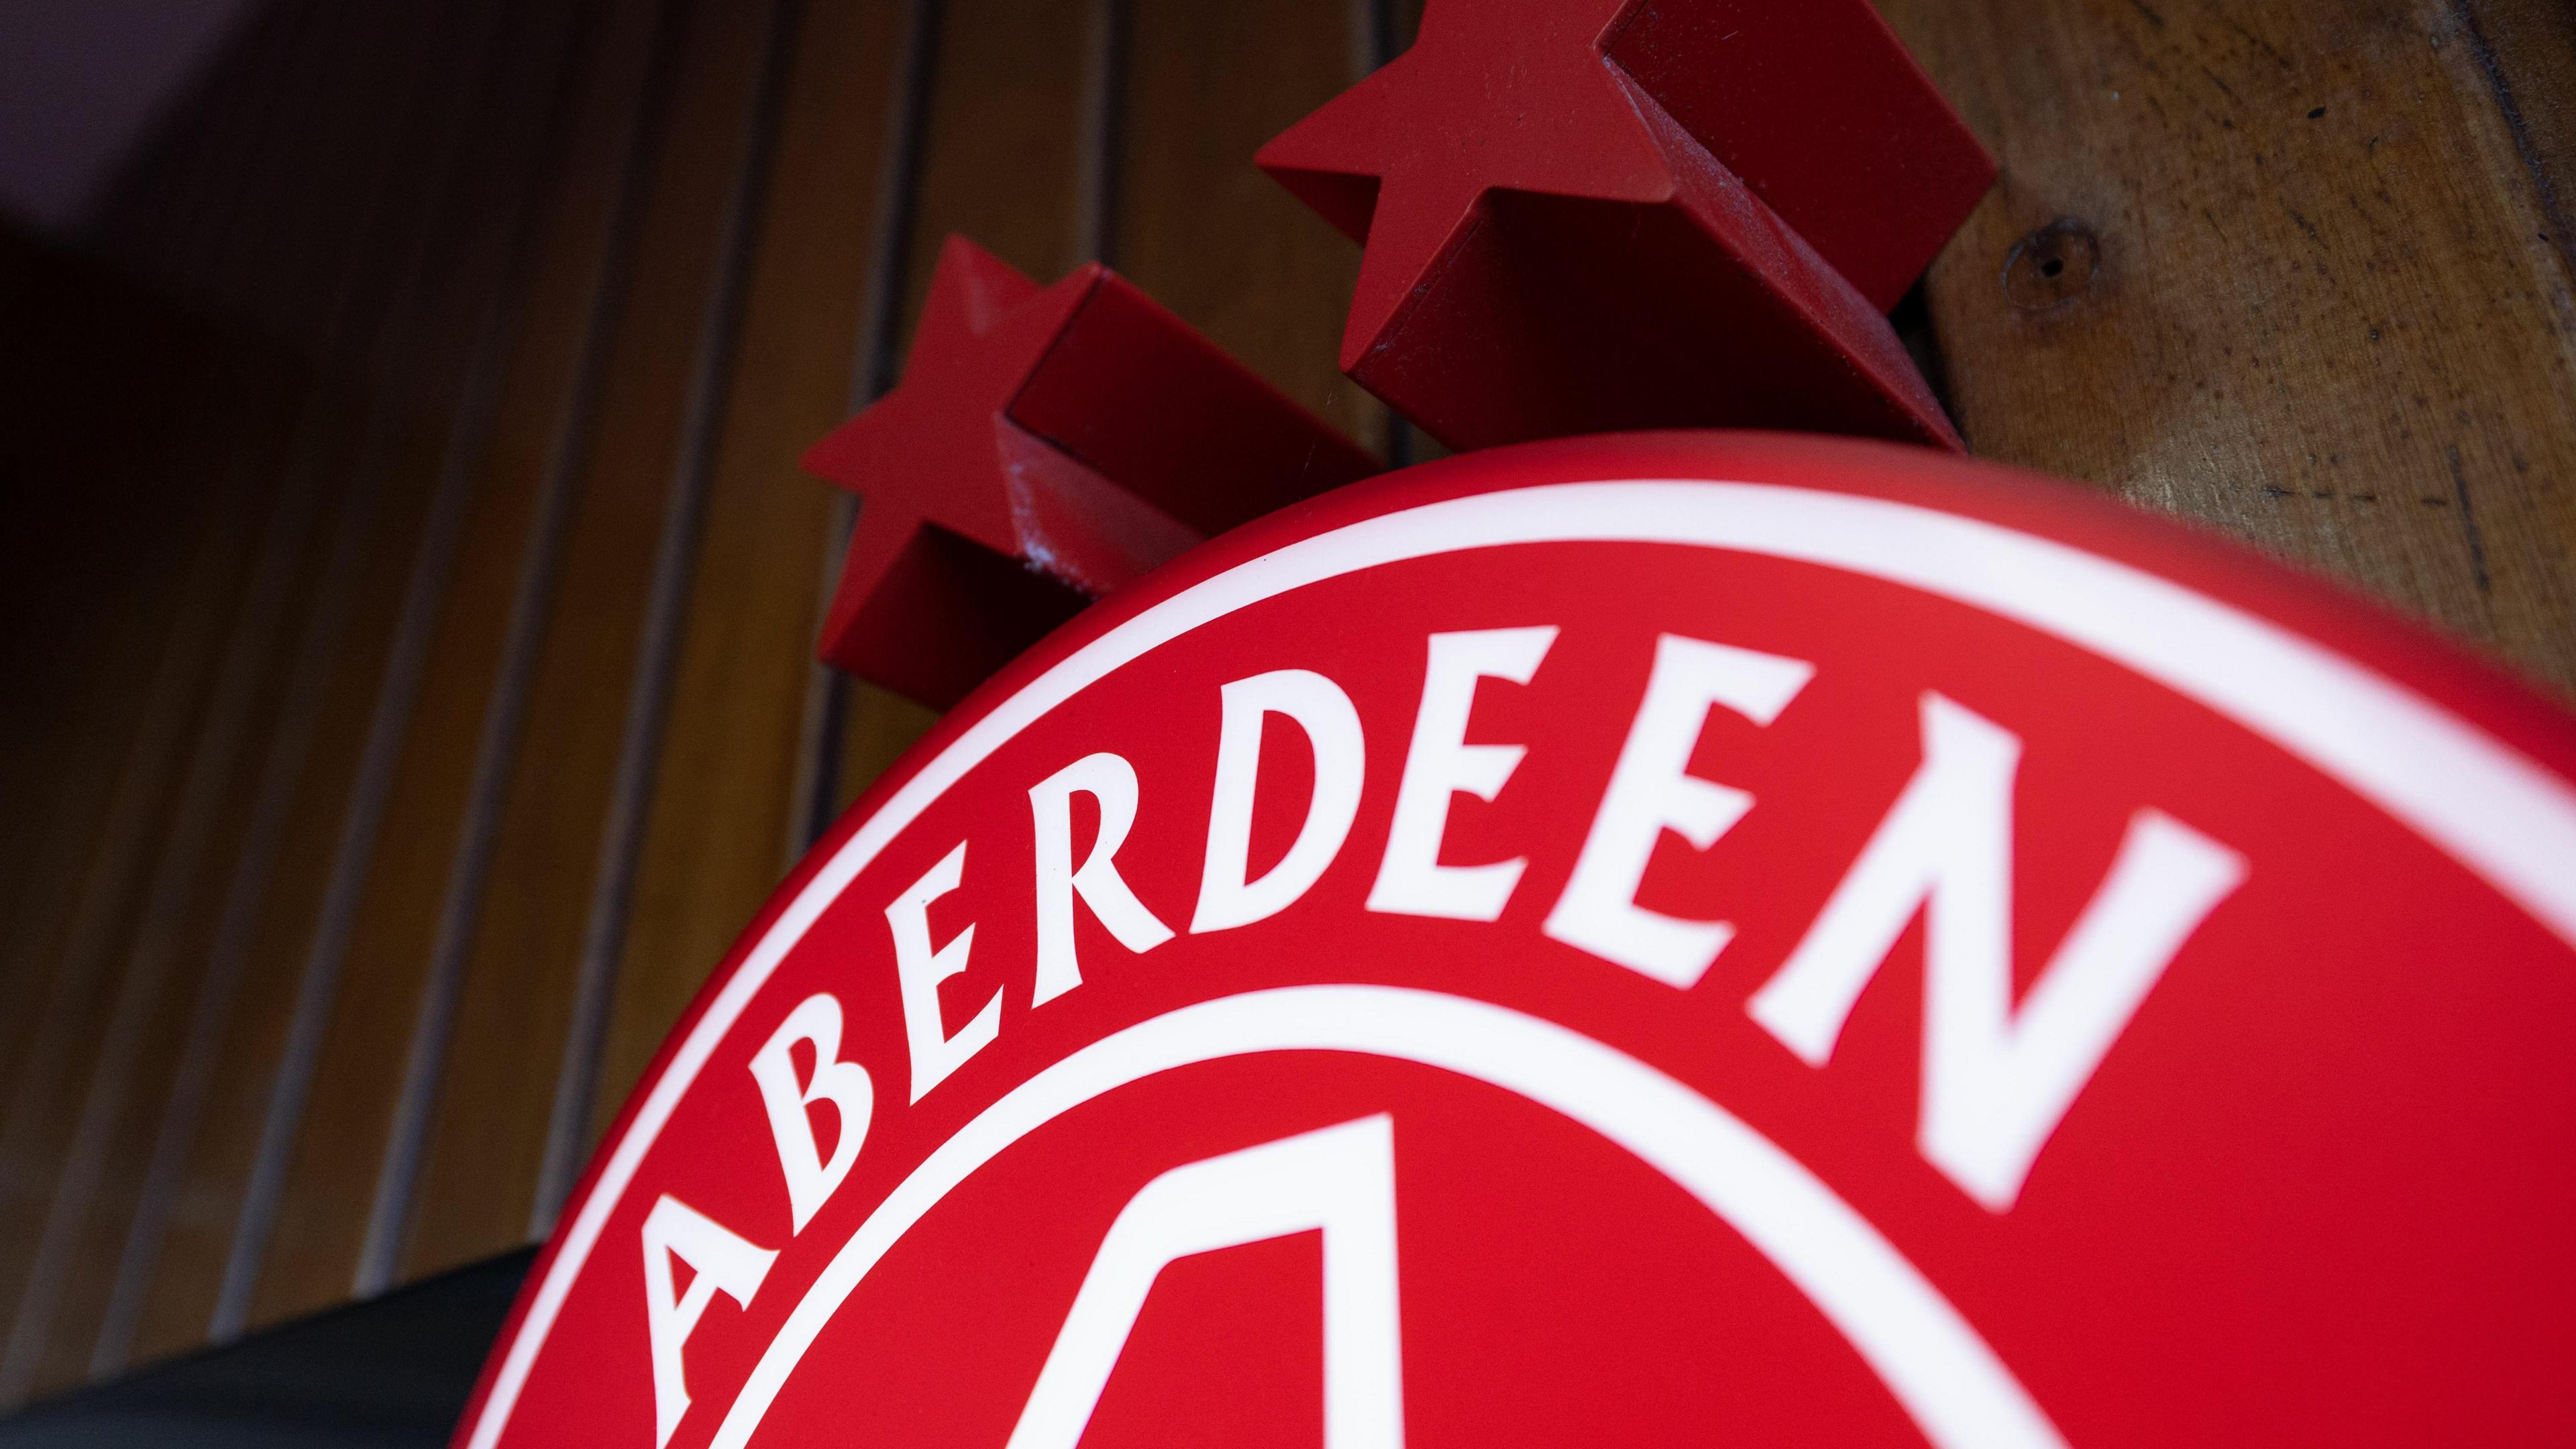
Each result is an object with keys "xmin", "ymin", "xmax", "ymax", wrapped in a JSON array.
[
  {"xmin": 1257, "ymin": 0, "xmax": 1993, "ymax": 453},
  {"xmin": 804, "ymin": 235, "xmax": 1379, "ymax": 707}
]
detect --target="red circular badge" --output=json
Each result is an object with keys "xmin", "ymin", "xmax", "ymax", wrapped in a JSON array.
[{"xmin": 461, "ymin": 433, "xmax": 2576, "ymax": 1448}]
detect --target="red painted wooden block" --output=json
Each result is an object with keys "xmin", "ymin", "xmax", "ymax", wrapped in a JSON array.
[
  {"xmin": 804, "ymin": 235, "xmax": 1381, "ymax": 708},
  {"xmin": 1256, "ymin": 0, "xmax": 1994, "ymax": 453}
]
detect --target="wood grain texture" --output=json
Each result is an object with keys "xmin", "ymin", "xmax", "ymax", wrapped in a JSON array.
[
  {"xmin": 393, "ymin": 0, "xmax": 773, "ymax": 1288},
  {"xmin": 1872, "ymin": 0, "xmax": 2576, "ymax": 693},
  {"xmin": 2457, "ymin": 1, "xmax": 2576, "ymax": 223},
  {"xmin": 824, "ymin": 0, "xmax": 1104, "ymax": 817},
  {"xmin": 117, "ymin": 0, "xmax": 674, "ymax": 1362},
  {"xmin": 15, "ymin": 256, "xmax": 449, "ymax": 1390},
  {"xmin": 0, "ymin": 246, "xmax": 270, "ymax": 1124},
  {"xmin": 2, "ymin": 0, "xmax": 2567, "ymax": 1381},
  {"xmin": 19, "ymin": 543, "xmax": 319, "ymax": 1395},
  {"xmin": 834, "ymin": 686, "xmax": 940, "ymax": 815},
  {"xmin": 190, "ymin": 392, "xmax": 457, "ymax": 1342},
  {"xmin": 902, "ymin": 0, "xmax": 1093, "ymax": 317},
  {"xmin": 37, "ymin": 0, "xmax": 582, "ymax": 1368},
  {"xmin": 591, "ymin": 0, "xmax": 910, "ymax": 1146},
  {"xmin": 0, "ymin": 523, "xmax": 213, "ymax": 1115},
  {"xmin": 105, "ymin": 443, "xmax": 366, "ymax": 1358},
  {"xmin": 115, "ymin": 0, "xmax": 574, "ymax": 1330},
  {"xmin": 169, "ymin": 0, "xmax": 663, "ymax": 1343},
  {"xmin": 1119, "ymin": 0, "xmax": 1385, "ymax": 453},
  {"xmin": 0, "ymin": 253, "xmax": 261, "ymax": 1389}
]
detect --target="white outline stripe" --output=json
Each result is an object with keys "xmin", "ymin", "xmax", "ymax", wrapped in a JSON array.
[
  {"xmin": 710, "ymin": 985, "xmax": 2065, "ymax": 1449},
  {"xmin": 465, "ymin": 479, "xmax": 2576, "ymax": 1449}
]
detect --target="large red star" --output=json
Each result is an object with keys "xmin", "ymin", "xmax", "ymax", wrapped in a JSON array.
[
  {"xmin": 1257, "ymin": 0, "xmax": 1993, "ymax": 453},
  {"xmin": 804, "ymin": 236, "xmax": 1379, "ymax": 708}
]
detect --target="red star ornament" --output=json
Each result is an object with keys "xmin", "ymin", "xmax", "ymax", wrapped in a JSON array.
[
  {"xmin": 1256, "ymin": 0, "xmax": 1995, "ymax": 453},
  {"xmin": 804, "ymin": 235, "xmax": 1380, "ymax": 708}
]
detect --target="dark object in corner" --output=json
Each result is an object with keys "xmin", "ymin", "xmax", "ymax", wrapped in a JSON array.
[{"xmin": 0, "ymin": 1250, "xmax": 531, "ymax": 1448}]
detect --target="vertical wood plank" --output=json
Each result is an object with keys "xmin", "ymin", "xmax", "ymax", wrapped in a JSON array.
[
  {"xmin": 0, "ymin": 271, "xmax": 266, "ymax": 1144},
  {"xmin": 1871, "ymin": 0, "xmax": 2576, "ymax": 693},
  {"xmin": 900, "ymin": 0, "xmax": 1093, "ymax": 319},
  {"xmin": 200, "ymin": 0, "xmax": 582, "ymax": 1340},
  {"xmin": 231, "ymin": 6, "xmax": 450, "ymax": 364},
  {"xmin": 203, "ymin": 406, "xmax": 431, "ymax": 1342},
  {"xmin": 1, "ymin": 356, "xmax": 309, "ymax": 1377},
  {"xmin": 590, "ymin": 0, "xmax": 911, "ymax": 1144},
  {"xmin": 832, "ymin": 687, "xmax": 941, "ymax": 816},
  {"xmin": 7, "ymin": 518, "xmax": 308, "ymax": 1395},
  {"xmin": 194, "ymin": 0, "xmax": 547, "ymax": 1342},
  {"xmin": 824, "ymin": 0, "xmax": 1101, "ymax": 813},
  {"xmin": 72, "ymin": 0, "xmax": 599, "ymax": 1373},
  {"xmin": 340, "ymin": 0, "xmax": 671, "ymax": 1300},
  {"xmin": 119, "ymin": 0, "xmax": 683, "ymax": 1360},
  {"xmin": 1118, "ymin": 0, "xmax": 1382, "ymax": 447},
  {"xmin": 0, "ymin": 0, "xmax": 461, "ymax": 1373},
  {"xmin": 388, "ymin": 0, "xmax": 777, "ymax": 1289},
  {"xmin": 529, "ymin": 0, "xmax": 806, "ymax": 1233},
  {"xmin": 0, "ymin": 496, "xmax": 223, "ymax": 1122},
  {"xmin": 2451, "ymin": 0, "xmax": 2575, "ymax": 299},
  {"xmin": 795, "ymin": 0, "xmax": 941, "ymax": 846},
  {"xmin": 3, "ymin": 323, "xmax": 402, "ymax": 1394},
  {"xmin": 0, "ymin": 0, "xmax": 335, "ymax": 1127},
  {"xmin": 0, "ymin": 315, "xmax": 255, "ymax": 1393}
]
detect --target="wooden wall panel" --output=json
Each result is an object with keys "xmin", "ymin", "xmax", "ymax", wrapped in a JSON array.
[
  {"xmin": 239, "ymin": 9, "xmax": 462, "ymax": 366},
  {"xmin": 191, "ymin": 0, "xmax": 667, "ymax": 1339},
  {"xmin": 2463, "ymin": 1, "xmax": 2576, "ymax": 221},
  {"xmin": 393, "ymin": 0, "xmax": 776, "ymax": 1288},
  {"xmin": 0, "ymin": 276, "xmax": 260, "ymax": 1398},
  {"xmin": 83, "ymin": 0, "xmax": 576, "ymax": 1350},
  {"xmin": 0, "ymin": 516, "xmax": 223, "ymax": 1116},
  {"xmin": 113, "ymin": 0, "xmax": 675, "ymax": 1361},
  {"xmin": 592, "ymin": 0, "xmax": 912, "ymax": 1143},
  {"xmin": 80, "ymin": 394, "xmax": 323, "ymax": 1370},
  {"xmin": 902, "ymin": 0, "xmax": 1095, "ymax": 314},
  {"xmin": 0, "ymin": 256, "xmax": 269, "ymax": 1126},
  {"xmin": 1118, "ymin": 0, "xmax": 1383, "ymax": 449},
  {"xmin": 0, "ymin": 584, "xmax": 231, "ymax": 1402},
  {"xmin": 833, "ymin": 688, "xmax": 942, "ymax": 816},
  {"xmin": 1872, "ymin": 0, "xmax": 2576, "ymax": 695},
  {"xmin": 0, "ymin": 0, "xmax": 2567, "ymax": 1403},
  {"xmin": 822, "ymin": 0, "xmax": 1102, "ymax": 818},
  {"xmin": 13, "ymin": 229, "xmax": 496, "ymax": 1380},
  {"xmin": 17, "ymin": 541, "xmax": 319, "ymax": 1393},
  {"xmin": 111, "ymin": 455, "xmax": 381, "ymax": 1360},
  {"xmin": 231, "ymin": 445, "xmax": 464, "ymax": 1333},
  {"xmin": 111, "ymin": 62, "xmax": 508, "ymax": 1307}
]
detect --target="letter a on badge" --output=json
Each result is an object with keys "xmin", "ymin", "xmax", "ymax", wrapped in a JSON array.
[{"xmin": 641, "ymin": 1195, "xmax": 775, "ymax": 1447}]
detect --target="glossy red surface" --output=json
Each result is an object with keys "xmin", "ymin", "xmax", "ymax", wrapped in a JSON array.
[
  {"xmin": 1257, "ymin": 0, "xmax": 1991, "ymax": 451},
  {"xmin": 473, "ymin": 435, "xmax": 2576, "ymax": 1448},
  {"xmin": 802, "ymin": 236, "xmax": 1377, "ymax": 706}
]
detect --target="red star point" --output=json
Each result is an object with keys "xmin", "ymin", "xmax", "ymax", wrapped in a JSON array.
[
  {"xmin": 804, "ymin": 236, "xmax": 1379, "ymax": 708},
  {"xmin": 1258, "ymin": 0, "xmax": 1994, "ymax": 453}
]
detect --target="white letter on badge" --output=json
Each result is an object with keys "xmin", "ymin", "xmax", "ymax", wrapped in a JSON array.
[
  {"xmin": 1008, "ymin": 1116, "xmax": 1403, "ymax": 1449},
  {"xmin": 641, "ymin": 1194, "xmax": 775, "ymax": 1447},
  {"xmin": 1747, "ymin": 692, "xmax": 2247, "ymax": 1211},
  {"xmin": 1544, "ymin": 633, "xmax": 1815, "ymax": 987},
  {"xmin": 1029, "ymin": 752, "xmax": 1174, "ymax": 1006},
  {"xmin": 889, "ymin": 842, "xmax": 1001, "ymax": 1102},
  {"xmin": 1191, "ymin": 669, "xmax": 1367, "ymax": 934},
  {"xmin": 749, "ymin": 992, "xmax": 874, "ymax": 1232},
  {"xmin": 1368, "ymin": 626, "xmax": 1558, "ymax": 922}
]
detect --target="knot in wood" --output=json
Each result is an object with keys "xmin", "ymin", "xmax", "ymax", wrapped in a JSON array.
[{"xmin": 2002, "ymin": 219, "xmax": 2101, "ymax": 311}]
